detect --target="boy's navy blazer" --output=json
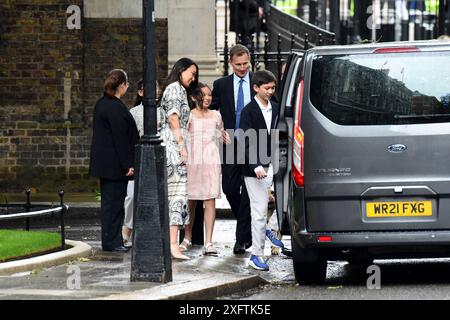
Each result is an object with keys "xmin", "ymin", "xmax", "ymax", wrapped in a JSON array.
[
  {"xmin": 210, "ymin": 72, "xmax": 256, "ymax": 131},
  {"xmin": 239, "ymin": 99, "xmax": 279, "ymax": 177}
]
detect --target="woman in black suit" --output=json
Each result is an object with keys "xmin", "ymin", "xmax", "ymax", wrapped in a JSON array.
[{"xmin": 89, "ymin": 69, "xmax": 140, "ymax": 252}]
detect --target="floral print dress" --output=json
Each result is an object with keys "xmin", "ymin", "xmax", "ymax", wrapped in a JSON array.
[{"xmin": 159, "ymin": 81, "xmax": 191, "ymax": 226}]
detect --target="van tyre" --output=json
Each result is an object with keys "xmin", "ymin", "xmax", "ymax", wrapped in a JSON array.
[
  {"xmin": 293, "ymin": 259, "xmax": 327, "ymax": 285},
  {"xmin": 291, "ymin": 240, "xmax": 327, "ymax": 285}
]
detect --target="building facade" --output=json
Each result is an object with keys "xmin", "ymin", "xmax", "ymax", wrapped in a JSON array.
[{"xmin": 0, "ymin": 0, "xmax": 168, "ymax": 192}]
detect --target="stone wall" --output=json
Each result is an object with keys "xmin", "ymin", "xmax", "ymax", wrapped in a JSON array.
[{"xmin": 0, "ymin": 0, "xmax": 168, "ymax": 192}]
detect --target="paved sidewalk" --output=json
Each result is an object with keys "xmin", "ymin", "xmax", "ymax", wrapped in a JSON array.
[{"xmin": 0, "ymin": 219, "xmax": 294, "ymax": 300}]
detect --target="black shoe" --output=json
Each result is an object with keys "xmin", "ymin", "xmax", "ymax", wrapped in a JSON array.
[
  {"xmin": 233, "ymin": 242, "xmax": 246, "ymax": 254},
  {"xmin": 111, "ymin": 245, "xmax": 130, "ymax": 252},
  {"xmin": 244, "ymin": 241, "xmax": 252, "ymax": 249},
  {"xmin": 281, "ymin": 247, "xmax": 292, "ymax": 258}
]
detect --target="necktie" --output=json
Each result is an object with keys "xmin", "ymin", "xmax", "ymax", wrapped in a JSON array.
[{"xmin": 235, "ymin": 78, "xmax": 244, "ymax": 130}]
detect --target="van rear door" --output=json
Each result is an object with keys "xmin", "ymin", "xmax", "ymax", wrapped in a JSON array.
[
  {"xmin": 303, "ymin": 47, "xmax": 450, "ymax": 232},
  {"xmin": 273, "ymin": 51, "xmax": 303, "ymax": 235}
]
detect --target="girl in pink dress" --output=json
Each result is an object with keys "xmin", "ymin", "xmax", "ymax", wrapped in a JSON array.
[{"xmin": 181, "ymin": 83, "xmax": 230, "ymax": 255}]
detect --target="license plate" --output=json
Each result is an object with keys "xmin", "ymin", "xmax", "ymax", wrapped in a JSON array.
[{"xmin": 366, "ymin": 201, "xmax": 432, "ymax": 218}]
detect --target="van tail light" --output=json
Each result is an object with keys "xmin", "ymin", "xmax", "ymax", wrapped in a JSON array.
[
  {"xmin": 373, "ymin": 46, "xmax": 420, "ymax": 54},
  {"xmin": 293, "ymin": 80, "xmax": 304, "ymax": 187},
  {"xmin": 318, "ymin": 236, "xmax": 333, "ymax": 243}
]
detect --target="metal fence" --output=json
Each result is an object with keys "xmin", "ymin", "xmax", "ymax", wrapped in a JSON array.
[
  {"xmin": 0, "ymin": 190, "xmax": 69, "ymax": 250},
  {"xmin": 219, "ymin": 2, "xmax": 336, "ymax": 83},
  {"xmin": 271, "ymin": 0, "xmax": 448, "ymax": 44}
]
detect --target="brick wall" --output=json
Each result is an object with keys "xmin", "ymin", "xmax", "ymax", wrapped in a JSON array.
[
  {"xmin": 0, "ymin": 1, "xmax": 168, "ymax": 192},
  {"xmin": 83, "ymin": 18, "xmax": 168, "ymax": 124}
]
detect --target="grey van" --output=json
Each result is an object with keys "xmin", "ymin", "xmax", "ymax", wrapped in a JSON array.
[{"xmin": 273, "ymin": 40, "xmax": 450, "ymax": 284}]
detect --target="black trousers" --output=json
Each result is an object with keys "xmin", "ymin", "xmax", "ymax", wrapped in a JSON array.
[
  {"xmin": 222, "ymin": 163, "xmax": 252, "ymax": 244},
  {"xmin": 100, "ymin": 179, "xmax": 128, "ymax": 250}
]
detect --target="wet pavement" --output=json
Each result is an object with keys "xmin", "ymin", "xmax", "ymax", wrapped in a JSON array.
[
  {"xmin": 6, "ymin": 216, "xmax": 450, "ymax": 301},
  {"xmin": 0, "ymin": 219, "xmax": 294, "ymax": 300},
  {"xmin": 221, "ymin": 257, "xmax": 450, "ymax": 300}
]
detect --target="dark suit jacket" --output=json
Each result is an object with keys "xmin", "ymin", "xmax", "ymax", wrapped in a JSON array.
[
  {"xmin": 89, "ymin": 94, "xmax": 140, "ymax": 180},
  {"xmin": 230, "ymin": 0, "xmax": 268, "ymax": 34},
  {"xmin": 210, "ymin": 73, "xmax": 256, "ymax": 132},
  {"xmin": 239, "ymin": 98, "xmax": 279, "ymax": 177}
]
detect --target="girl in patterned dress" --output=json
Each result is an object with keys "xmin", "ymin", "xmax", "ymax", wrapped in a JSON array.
[{"xmin": 159, "ymin": 58, "xmax": 199, "ymax": 260}]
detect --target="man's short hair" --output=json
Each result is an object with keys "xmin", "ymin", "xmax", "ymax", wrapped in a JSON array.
[
  {"xmin": 252, "ymin": 70, "xmax": 277, "ymax": 87},
  {"xmin": 229, "ymin": 44, "xmax": 250, "ymax": 60}
]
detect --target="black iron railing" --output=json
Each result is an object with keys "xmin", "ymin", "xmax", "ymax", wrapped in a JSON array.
[
  {"xmin": 0, "ymin": 190, "xmax": 69, "ymax": 250},
  {"xmin": 218, "ymin": 2, "xmax": 336, "ymax": 83},
  {"xmin": 220, "ymin": 31, "xmax": 333, "ymax": 85}
]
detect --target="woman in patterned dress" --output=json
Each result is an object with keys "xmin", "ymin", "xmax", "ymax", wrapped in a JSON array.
[{"xmin": 159, "ymin": 58, "xmax": 199, "ymax": 260}]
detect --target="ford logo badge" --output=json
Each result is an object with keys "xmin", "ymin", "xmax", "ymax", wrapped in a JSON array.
[{"xmin": 387, "ymin": 144, "xmax": 407, "ymax": 153}]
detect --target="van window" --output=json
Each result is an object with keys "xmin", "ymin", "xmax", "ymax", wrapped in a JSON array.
[{"xmin": 310, "ymin": 51, "xmax": 450, "ymax": 125}]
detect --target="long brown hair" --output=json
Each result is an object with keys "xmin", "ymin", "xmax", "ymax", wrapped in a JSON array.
[
  {"xmin": 104, "ymin": 69, "xmax": 128, "ymax": 97},
  {"xmin": 160, "ymin": 58, "xmax": 199, "ymax": 97}
]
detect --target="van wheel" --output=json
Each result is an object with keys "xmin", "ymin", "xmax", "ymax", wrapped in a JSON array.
[
  {"xmin": 291, "ymin": 240, "xmax": 327, "ymax": 285},
  {"xmin": 293, "ymin": 259, "xmax": 327, "ymax": 285}
]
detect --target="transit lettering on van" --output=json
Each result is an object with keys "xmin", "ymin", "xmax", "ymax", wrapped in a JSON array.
[{"xmin": 312, "ymin": 168, "xmax": 351, "ymax": 177}]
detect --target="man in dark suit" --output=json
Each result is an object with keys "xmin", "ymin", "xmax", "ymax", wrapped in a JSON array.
[
  {"xmin": 211, "ymin": 44, "xmax": 255, "ymax": 254},
  {"xmin": 230, "ymin": 0, "xmax": 270, "ymax": 46}
]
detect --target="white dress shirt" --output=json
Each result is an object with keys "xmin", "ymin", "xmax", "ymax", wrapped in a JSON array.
[
  {"xmin": 254, "ymin": 95, "xmax": 273, "ymax": 132},
  {"xmin": 253, "ymin": 96, "xmax": 273, "ymax": 176}
]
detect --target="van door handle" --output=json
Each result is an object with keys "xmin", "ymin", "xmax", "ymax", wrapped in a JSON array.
[{"xmin": 361, "ymin": 186, "xmax": 436, "ymax": 197}]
